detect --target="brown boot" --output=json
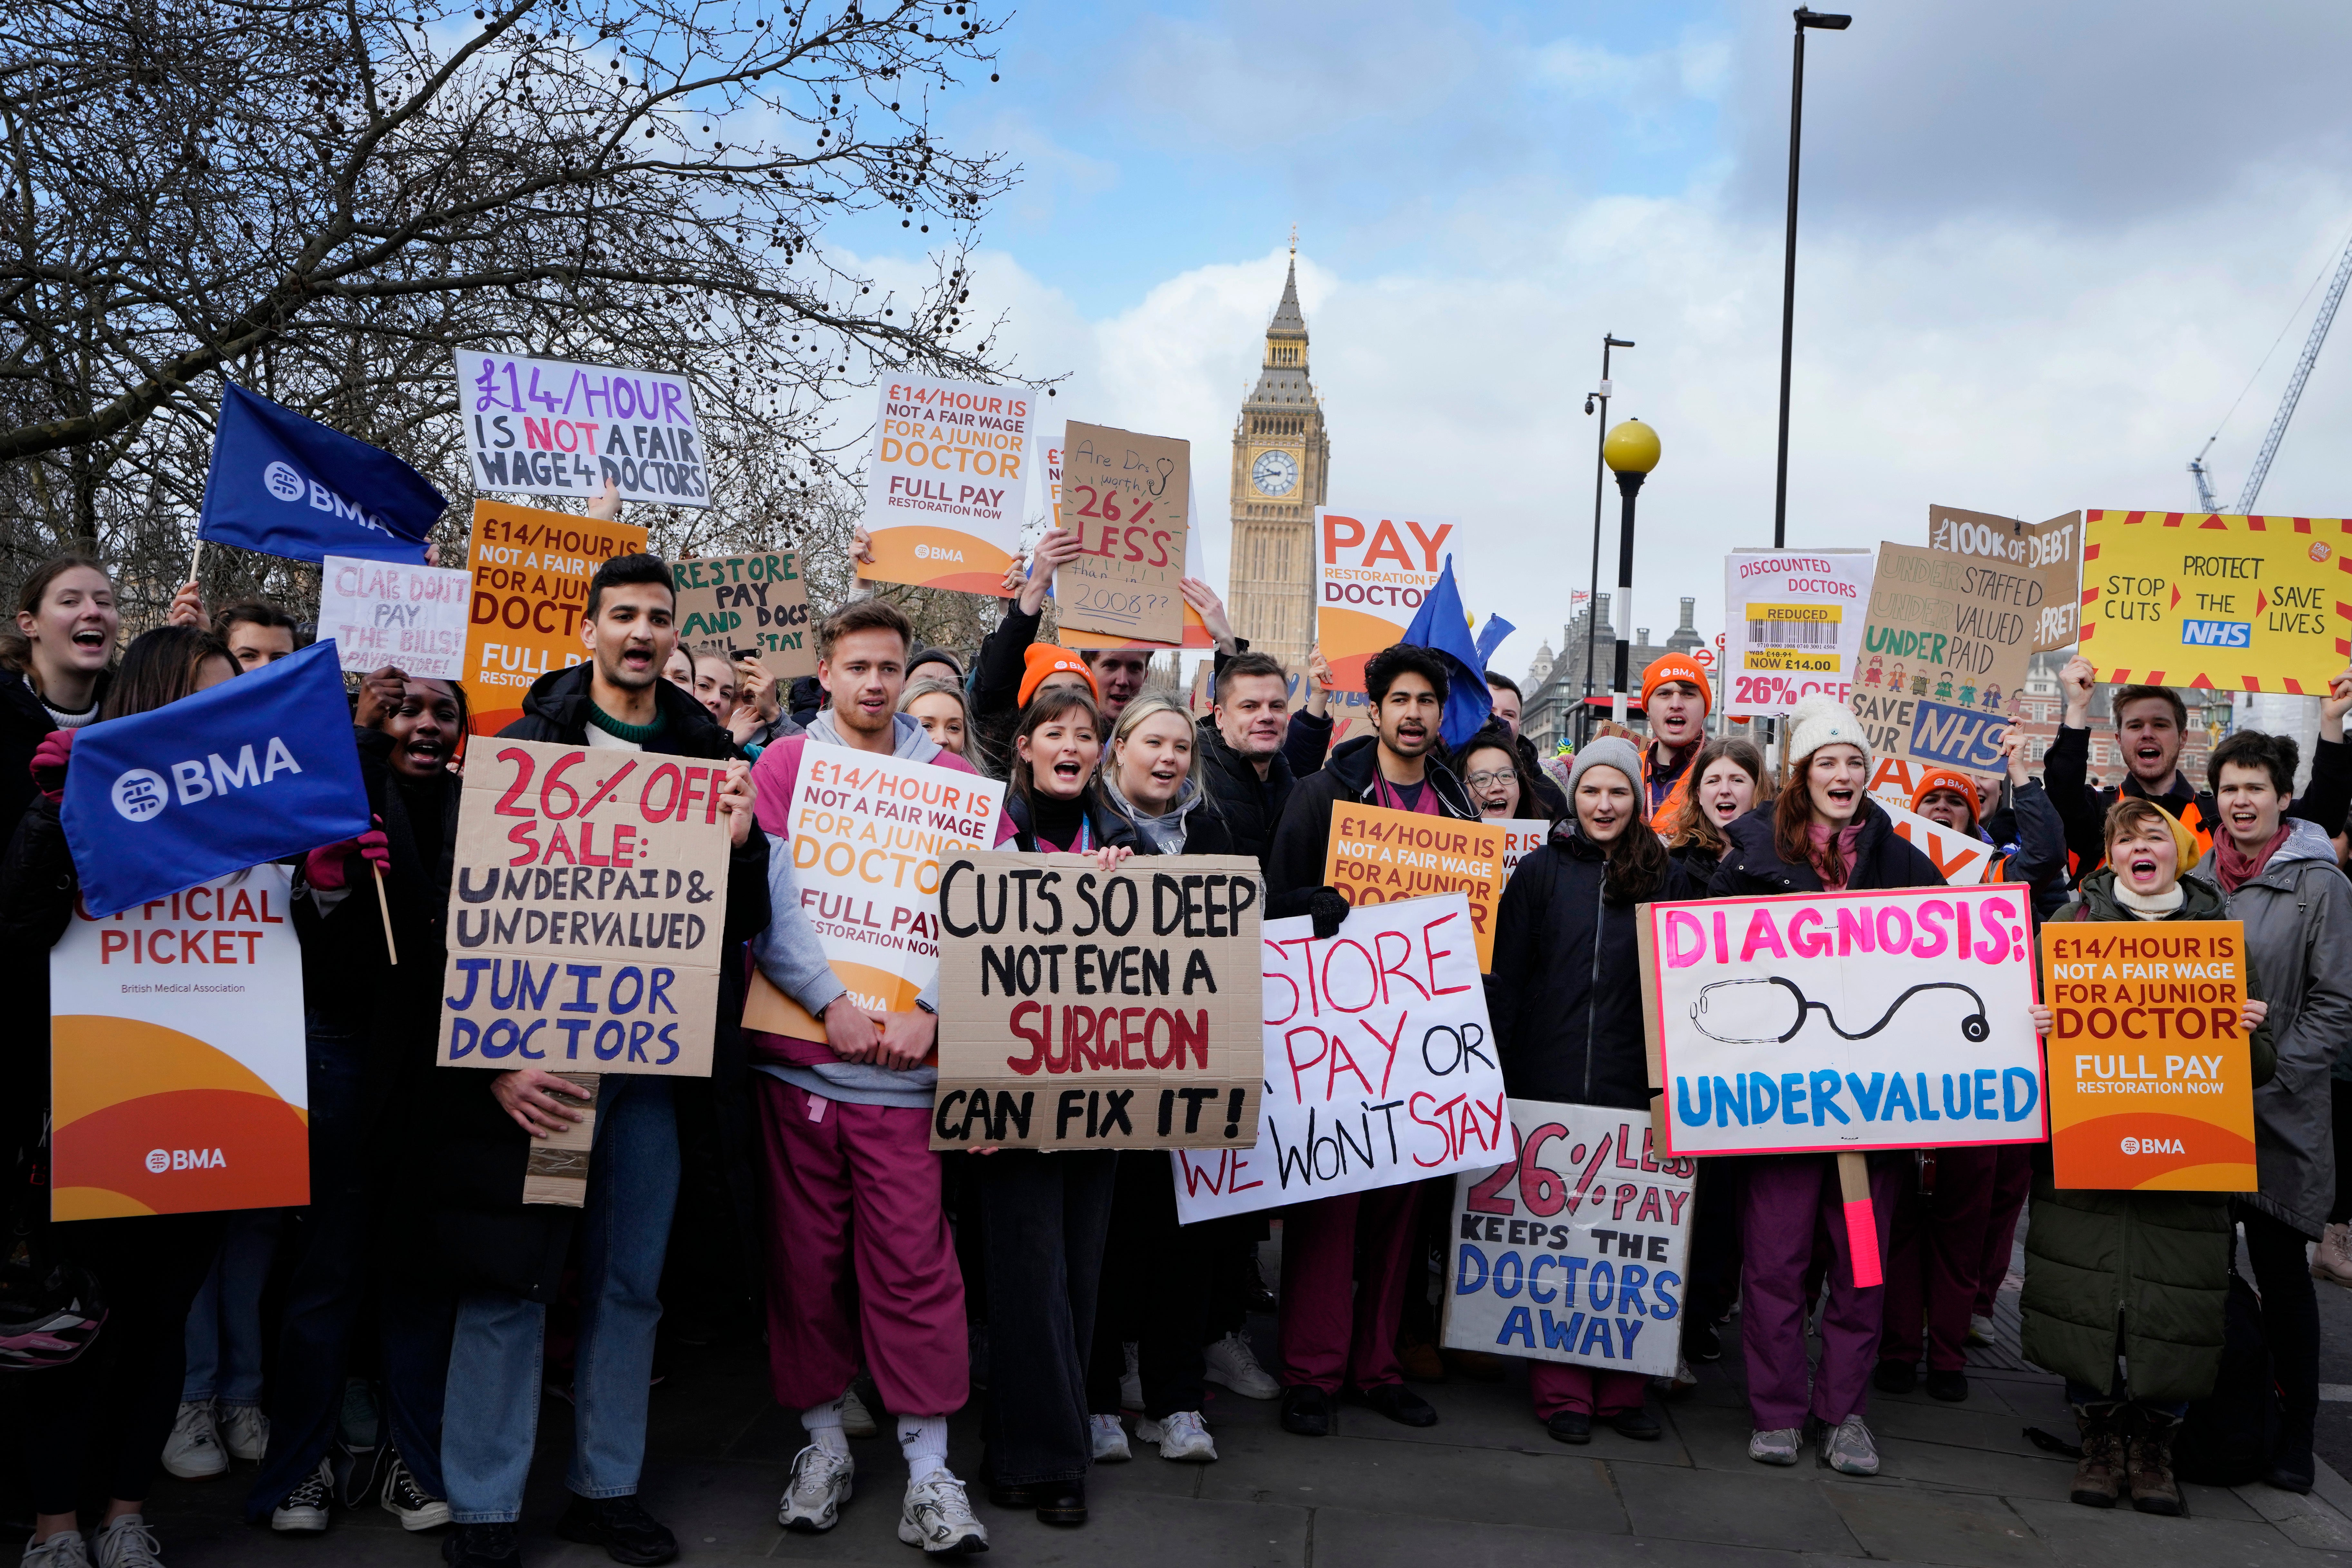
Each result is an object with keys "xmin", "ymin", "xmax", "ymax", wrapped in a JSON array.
[
  {"xmin": 2068, "ymin": 1404, "xmax": 2124, "ymax": 1508},
  {"xmin": 2126, "ymin": 1408, "xmax": 2184, "ymax": 1517}
]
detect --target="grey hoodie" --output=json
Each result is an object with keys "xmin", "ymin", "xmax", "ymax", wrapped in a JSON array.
[{"xmin": 2195, "ymin": 816, "xmax": 2352, "ymax": 1237}]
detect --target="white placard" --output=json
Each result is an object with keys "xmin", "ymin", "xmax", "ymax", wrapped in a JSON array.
[
  {"xmin": 1721, "ymin": 548, "xmax": 1875, "ymax": 718},
  {"xmin": 455, "ymin": 350, "xmax": 706, "ymax": 508},
  {"xmin": 857, "ymin": 375, "xmax": 1036, "ymax": 592},
  {"xmin": 320, "ymin": 555, "xmax": 473, "ymax": 679},
  {"xmin": 1497, "ymin": 818, "xmax": 1550, "ymax": 877}
]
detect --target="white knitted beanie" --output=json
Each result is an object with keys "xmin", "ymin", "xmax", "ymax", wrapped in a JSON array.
[{"xmin": 1784, "ymin": 692, "xmax": 1872, "ymax": 770}]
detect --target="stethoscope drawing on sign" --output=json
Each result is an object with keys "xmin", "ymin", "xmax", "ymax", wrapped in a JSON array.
[{"xmin": 1690, "ymin": 977, "xmax": 1990, "ymax": 1045}]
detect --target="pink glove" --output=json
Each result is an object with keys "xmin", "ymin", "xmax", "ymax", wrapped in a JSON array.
[
  {"xmin": 303, "ymin": 818, "xmax": 389, "ymax": 891},
  {"xmin": 29, "ymin": 729, "xmax": 72, "ymax": 805}
]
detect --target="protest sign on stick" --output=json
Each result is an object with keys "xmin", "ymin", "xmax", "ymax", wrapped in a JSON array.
[
  {"xmin": 1321, "ymin": 801, "xmax": 1507, "ymax": 970},
  {"xmin": 670, "ymin": 552, "xmax": 815, "ymax": 681},
  {"xmin": 859, "ymin": 375, "xmax": 1035, "ymax": 593},
  {"xmin": 456, "ymin": 350, "xmax": 707, "ymax": 508},
  {"xmin": 320, "ymin": 555, "xmax": 473, "ymax": 680},
  {"xmin": 2040, "ymin": 919, "xmax": 2256, "ymax": 1190},
  {"xmin": 1722, "ymin": 549, "xmax": 1874, "ymax": 718},
  {"xmin": 742, "ymin": 750, "xmax": 1007, "ymax": 1040},
  {"xmin": 929, "ymin": 851, "xmax": 1263, "ymax": 1151},
  {"xmin": 1853, "ymin": 542, "xmax": 2033, "ymax": 772},
  {"xmin": 49, "ymin": 867, "xmax": 308, "ymax": 1221},
  {"xmin": 460, "ymin": 500, "xmax": 647, "ymax": 736},
  {"xmin": 2078, "ymin": 509, "xmax": 2352, "ymax": 693},
  {"xmin": 435, "ymin": 738, "xmax": 734, "ymax": 1078},
  {"xmin": 1442, "ymin": 1099, "xmax": 1694, "ymax": 1376},
  {"xmin": 1052, "ymin": 422, "xmax": 1189, "ymax": 645},
  {"xmin": 1928, "ymin": 505, "xmax": 2083, "ymax": 652},
  {"xmin": 1316, "ymin": 506, "xmax": 1456, "ymax": 693},
  {"xmin": 1172, "ymin": 894, "xmax": 1508, "ymax": 1223}
]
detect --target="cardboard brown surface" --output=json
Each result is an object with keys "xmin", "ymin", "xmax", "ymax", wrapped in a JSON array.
[
  {"xmin": 520, "ymin": 1072, "xmax": 599, "ymax": 1207},
  {"xmin": 1928, "ymin": 505, "xmax": 2083, "ymax": 652},
  {"xmin": 437, "ymin": 738, "xmax": 734, "ymax": 1077},
  {"xmin": 671, "ymin": 552, "xmax": 815, "ymax": 680},
  {"xmin": 1053, "ymin": 421, "xmax": 1188, "ymax": 644},
  {"xmin": 1321, "ymin": 802, "xmax": 1507, "ymax": 970},
  {"xmin": 1852, "ymin": 541, "xmax": 2034, "ymax": 774},
  {"xmin": 930, "ymin": 851, "xmax": 1262, "ymax": 1151}
]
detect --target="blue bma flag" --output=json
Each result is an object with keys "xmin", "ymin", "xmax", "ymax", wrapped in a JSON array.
[
  {"xmin": 1398, "ymin": 555, "xmax": 1495, "ymax": 749},
  {"xmin": 199, "ymin": 384, "xmax": 444, "ymax": 565},
  {"xmin": 62, "ymin": 641, "xmax": 371, "ymax": 917}
]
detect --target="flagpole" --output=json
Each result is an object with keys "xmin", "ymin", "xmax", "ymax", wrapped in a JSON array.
[
  {"xmin": 188, "ymin": 538, "xmax": 203, "ymax": 587},
  {"xmin": 373, "ymin": 865, "xmax": 400, "ymax": 966}
]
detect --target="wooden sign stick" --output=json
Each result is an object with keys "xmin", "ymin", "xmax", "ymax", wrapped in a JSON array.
[
  {"xmin": 372, "ymin": 863, "xmax": 399, "ymax": 966},
  {"xmin": 1838, "ymin": 1150, "xmax": 1882, "ymax": 1288}
]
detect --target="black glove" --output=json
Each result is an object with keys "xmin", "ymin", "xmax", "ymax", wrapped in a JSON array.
[{"xmin": 1307, "ymin": 886, "xmax": 1351, "ymax": 941}]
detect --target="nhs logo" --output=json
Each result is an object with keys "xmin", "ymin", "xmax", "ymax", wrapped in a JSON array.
[{"xmin": 2181, "ymin": 619, "xmax": 2251, "ymax": 648}]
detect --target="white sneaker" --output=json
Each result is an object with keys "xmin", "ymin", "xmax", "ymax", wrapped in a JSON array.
[
  {"xmin": 779, "ymin": 1444, "xmax": 856, "ymax": 1532},
  {"xmin": 161, "ymin": 1401, "xmax": 227, "ymax": 1480},
  {"xmin": 1139, "ymin": 1410, "xmax": 1216, "ymax": 1462},
  {"xmin": 1965, "ymin": 1313, "xmax": 1996, "ymax": 1347},
  {"xmin": 2314, "ymin": 1223, "xmax": 2352, "ymax": 1288},
  {"xmin": 22, "ymin": 1529, "xmax": 92, "ymax": 1567},
  {"xmin": 217, "ymin": 1403, "xmax": 269, "ymax": 1463},
  {"xmin": 897, "ymin": 1472, "xmax": 988, "ymax": 1555},
  {"xmin": 1651, "ymin": 1357, "xmax": 1699, "ymax": 1397},
  {"xmin": 840, "ymin": 1386, "xmax": 881, "ymax": 1439},
  {"xmin": 1748, "ymin": 1426, "xmax": 1801, "ymax": 1466},
  {"xmin": 270, "ymin": 1455, "xmax": 333, "ymax": 1532},
  {"xmin": 1089, "ymin": 1412, "xmax": 1131, "ymax": 1462},
  {"xmin": 1202, "ymin": 1331, "xmax": 1281, "ymax": 1400},
  {"xmin": 1820, "ymin": 1414, "xmax": 1880, "ymax": 1476},
  {"xmin": 88, "ymin": 1516, "xmax": 162, "ymax": 1568},
  {"xmin": 1119, "ymin": 1341, "xmax": 1143, "ymax": 1409}
]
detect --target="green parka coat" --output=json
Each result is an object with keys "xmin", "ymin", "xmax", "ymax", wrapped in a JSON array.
[{"xmin": 2019, "ymin": 868, "xmax": 2276, "ymax": 1402}]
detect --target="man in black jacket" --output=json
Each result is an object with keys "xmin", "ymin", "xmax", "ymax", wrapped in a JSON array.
[
  {"xmin": 1197, "ymin": 650, "xmax": 1301, "ymax": 865},
  {"xmin": 438, "ymin": 553, "xmax": 771, "ymax": 1568}
]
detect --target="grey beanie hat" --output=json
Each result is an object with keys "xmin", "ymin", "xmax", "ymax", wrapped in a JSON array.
[{"xmin": 1565, "ymin": 735, "xmax": 1643, "ymax": 799}]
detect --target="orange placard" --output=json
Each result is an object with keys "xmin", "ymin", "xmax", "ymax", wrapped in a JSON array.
[
  {"xmin": 461, "ymin": 499, "xmax": 647, "ymax": 736},
  {"xmin": 2042, "ymin": 918, "xmax": 2257, "ymax": 1190},
  {"xmin": 1315, "ymin": 506, "xmax": 1458, "ymax": 692},
  {"xmin": 1321, "ymin": 801, "xmax": 1506, "ymax": 971}
]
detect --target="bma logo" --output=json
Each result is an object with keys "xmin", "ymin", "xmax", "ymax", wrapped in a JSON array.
[
  {"xmin": 913, "ymin": 543, "xmax": 965, "ymax": 562},
  {"xmin": 110, "ymin": 740, "xmax": 305, "ymax": 823},
  {"xmin": 145, "ymin": 1148, "xmax": 227, "ymax": 1173},
  {"xmin": 262, "ymin": 460, "xmax": 307, "ymax": 503},
  {"xmin": 112, "ymin": 768, "xmax": 169, "ymax": 822},
  {"xmin": 2120, "ymin": 1135, "xmax": 2186, "ymax": 1156},
  {"xmin": 2180, "ymin": 619, "xmax": 2251, "ymax": 648}
]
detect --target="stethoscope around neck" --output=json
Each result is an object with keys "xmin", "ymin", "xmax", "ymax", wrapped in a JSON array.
[{"xmin": 1690, "ymin": 976, "xmax": 1990, "ymax": 1046}]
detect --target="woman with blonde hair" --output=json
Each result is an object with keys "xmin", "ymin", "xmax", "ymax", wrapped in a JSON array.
[{"xmin": 897, "ymin": 675, "xmax": 973, "ymax": 759}]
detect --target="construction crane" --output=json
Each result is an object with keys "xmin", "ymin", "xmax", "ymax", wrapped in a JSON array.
[{"xmin": 2190, "ymin": 229, "xmax": 2352, "ymax": 513}]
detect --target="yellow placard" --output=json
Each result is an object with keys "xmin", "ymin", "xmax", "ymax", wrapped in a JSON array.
[{"xmin": 2079, "ymin": 509, "xmax": 2352, "ymax": 694}]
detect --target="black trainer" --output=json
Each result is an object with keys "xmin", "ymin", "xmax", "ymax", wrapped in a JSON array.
[
  {"xmin": 1279, "ymin": 1384, "xmax": 1332, "ymax": 1437},
  {"xmin": 1353, "ymin": 1383, "xmax": 1438, "ymax": 1428},
  {"xmin": 443, "ymin": 1524, "xmax": 520, "ymax": 1568},
  {"xmin": 1873, "ymin": 1359, "xmax": 1918, "ymax": 1396},
  {"xmin": 557, "ymin": 1494, "xmax": 679, "ymax": 1566},
  {"xmin": 1925, "ymin": 1369, "xmax": 1969, "ymax": 1403}
]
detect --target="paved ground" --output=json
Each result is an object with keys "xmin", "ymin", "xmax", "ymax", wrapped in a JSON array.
[{"xmin": 69, "ymin": 1229, "xmax": 2352, "ymax": 1568}]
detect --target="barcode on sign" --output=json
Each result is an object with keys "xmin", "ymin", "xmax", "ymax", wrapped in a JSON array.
[{"xmin": 1745, "ymin": 618, "xmax": 1839, "ymax": 648}]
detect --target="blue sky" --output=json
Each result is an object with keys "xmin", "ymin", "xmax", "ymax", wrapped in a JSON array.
[{"xmin": 842, "ymin": 1, "xmax": 2352, "ymax": 675}]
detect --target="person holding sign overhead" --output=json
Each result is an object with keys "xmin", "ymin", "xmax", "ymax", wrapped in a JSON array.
[
  {"xmin": 1705, "ymin": 693, "xmax": 1946, "ymax": 1477},
  {"xmin": 1488, "ymin": 737, "xmax": 1692, "ymax": 1442}
]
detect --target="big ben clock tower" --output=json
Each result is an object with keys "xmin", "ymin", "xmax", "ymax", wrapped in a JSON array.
[{"xmin": 1227, "ymin": 237, "xmax": 1330, "ymax": 672}]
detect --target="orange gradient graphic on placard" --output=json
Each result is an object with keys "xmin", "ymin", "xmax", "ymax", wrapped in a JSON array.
[
  {"xmin": 744, "ymin": 962, "xmax": 931, "ymax": 1047},
  {"xmin": 51, "ymin": 1017, "xmax": 309, "ymax": 1220},
  {"xmin": 863, "ymin": 527, "xmax": 1015, "ymax": 597},
  {"xmin": 1319, "ymin": 606, "xmax": 1408, "ymax": 693}
]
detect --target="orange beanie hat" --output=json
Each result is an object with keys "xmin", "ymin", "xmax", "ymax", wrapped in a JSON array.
[
  {"xmin": 1018, "ymin": 644, "xmax": 1099, "ymax": 709},
  {"xmin": 1909, "ymin": 768, "xmax": 1983, "ymax": 825},
  {"xmin": 1641, "ymin": 652, "xmax": 1712, "ymax": 716}
]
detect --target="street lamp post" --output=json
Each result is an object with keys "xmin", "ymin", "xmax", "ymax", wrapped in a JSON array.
[
  {"xmin": 1604, "ymin": 418, "xmax": 1662, "ymax": 727},
  {"xmin": 1771, "ymin": 6, "xmax": 1851, "ymax": 551},
  {"xmin": 1581, "ymin": 335, "xmax": 1635, "ymax": 742}
]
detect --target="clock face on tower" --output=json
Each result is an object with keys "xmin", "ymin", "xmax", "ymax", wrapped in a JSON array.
[{"xmin": 1251, "ymin": 448, "xmax": 1300, "ymax": 498}]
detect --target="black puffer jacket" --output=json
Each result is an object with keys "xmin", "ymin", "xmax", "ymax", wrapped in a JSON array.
[
  {"xmin": 1263, "ymin": 734, "xmax": 1481, "ymax": 917},
  {"xmin": 1195, "ymin": 715, "xmax": 1297, "ymax": 869},
  {"xmin": 1706, "ymin": 796, "xmax": 1946, "ymax": 897},
  {"xmin": 1489, "ymin": 821, "xmax": 1692, "ymax": 1110}
]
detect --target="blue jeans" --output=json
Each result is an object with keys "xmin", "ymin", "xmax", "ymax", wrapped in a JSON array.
[
  {"xmin": 442, "ymin": 1075, "xmax": 678, "ymax": 1523},
  {"xmin": 183, "ymin": 1207, "xmax": 283, "ymax": 1406}
]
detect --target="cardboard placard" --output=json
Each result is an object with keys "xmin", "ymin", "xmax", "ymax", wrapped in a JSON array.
[
  {"xmin": 930, "ymin": 852, "xmax": 1263, "ymax": 1151},
  {"xmin": 1854, "ymin": 542, "xmax": 2033, "ymax": 772},
  {"xmin": 1321, "ymin": 801, "xmax": 1507, "ymax": 971},
  {"xmin": 1316, "ymin": 506, "xmax": 1458, "ymax": 693},
  {"xmin": 320, "ymin": 555, "xmax": 473, "ymax": 679},
  {"xmin": 670, "ymin": 552, "xmax": 815, "ymax": 681},
  {"xmin": 456, "ymin": 349, "xmax": 706, "ymax": 507},
  {"xmin": 858, "ymin": 376, "xmax": 1036, "ymax": 594},
  {"xmin": 1722, "ymin": 549, "xmax": 1874, "ymax": 717},
  {"xmin": 2040, "ymin": 919, "xmax": 2256, "ymax": 1190},
  {"xmin": 436, "ymin": 737, "xmax": 733, "ymax": 1077},
  {"xmin": 461, "ymin": 499, "xmax": 647, "ymax": 736},
  {"xmin": 744, "ymin": 750, "xmax": 1007, "ymax": 1041},
  {"xmin": 1054, "ymin": 422, "xmax": 1189, "ymax": 644},
  {"xmin": 49, "ymin": 867, "xmax": 308, "ymax": 1221},
  {"xmin": 2078, "ymin": 509, "xmax": 2352, "ymax": 694},
  {"xmin": 1928, "ymin": 505, "xmax": 2084, "ymax": 652},
  {"xmin": 1172, "ymin": 895, "xmax": 1508, "ymax": 1222},
  {"xmin": 1639, "ymin": 885, "xmax": 2044, "ymax": 1156},
  {"xmin": 1441, "ymin": 1099, "xmax": 1695, "ymax": 1376}
]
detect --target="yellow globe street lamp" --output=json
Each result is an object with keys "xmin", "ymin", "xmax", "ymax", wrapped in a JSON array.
[{"xmin": 1604, "ymin": 418, "xmax": 1661, "ymax": 722}]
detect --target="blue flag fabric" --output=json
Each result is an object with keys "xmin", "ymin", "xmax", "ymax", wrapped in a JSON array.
[
  {"xmin": 199, "ymin": 384, "xmax": 443, "ymax": 564},
  {"xmin": 62, "ymin": 641, "xmax": 372, "ymax": 917},
  {"xmin": 1473, "ymin": 613, "xmax": 1516, "ymax": 669},
  {"xmin": 1398, "ymin": 555, "xmax": 1495, "ymax": 750}
]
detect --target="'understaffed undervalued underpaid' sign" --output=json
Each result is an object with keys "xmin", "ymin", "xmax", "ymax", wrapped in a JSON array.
[
  {"xmin": 2040, "ymin": 918, "xmax": 2257, "ymax": 1191},
  {"xmin": 1638, "ymin": 885, "xmax": 2045, "ymax": 1157}
]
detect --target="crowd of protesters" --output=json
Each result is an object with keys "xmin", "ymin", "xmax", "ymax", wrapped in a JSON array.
[{"xmin": 7, "ymin": 515, "xmax": 2352, "ymax": 1568}]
